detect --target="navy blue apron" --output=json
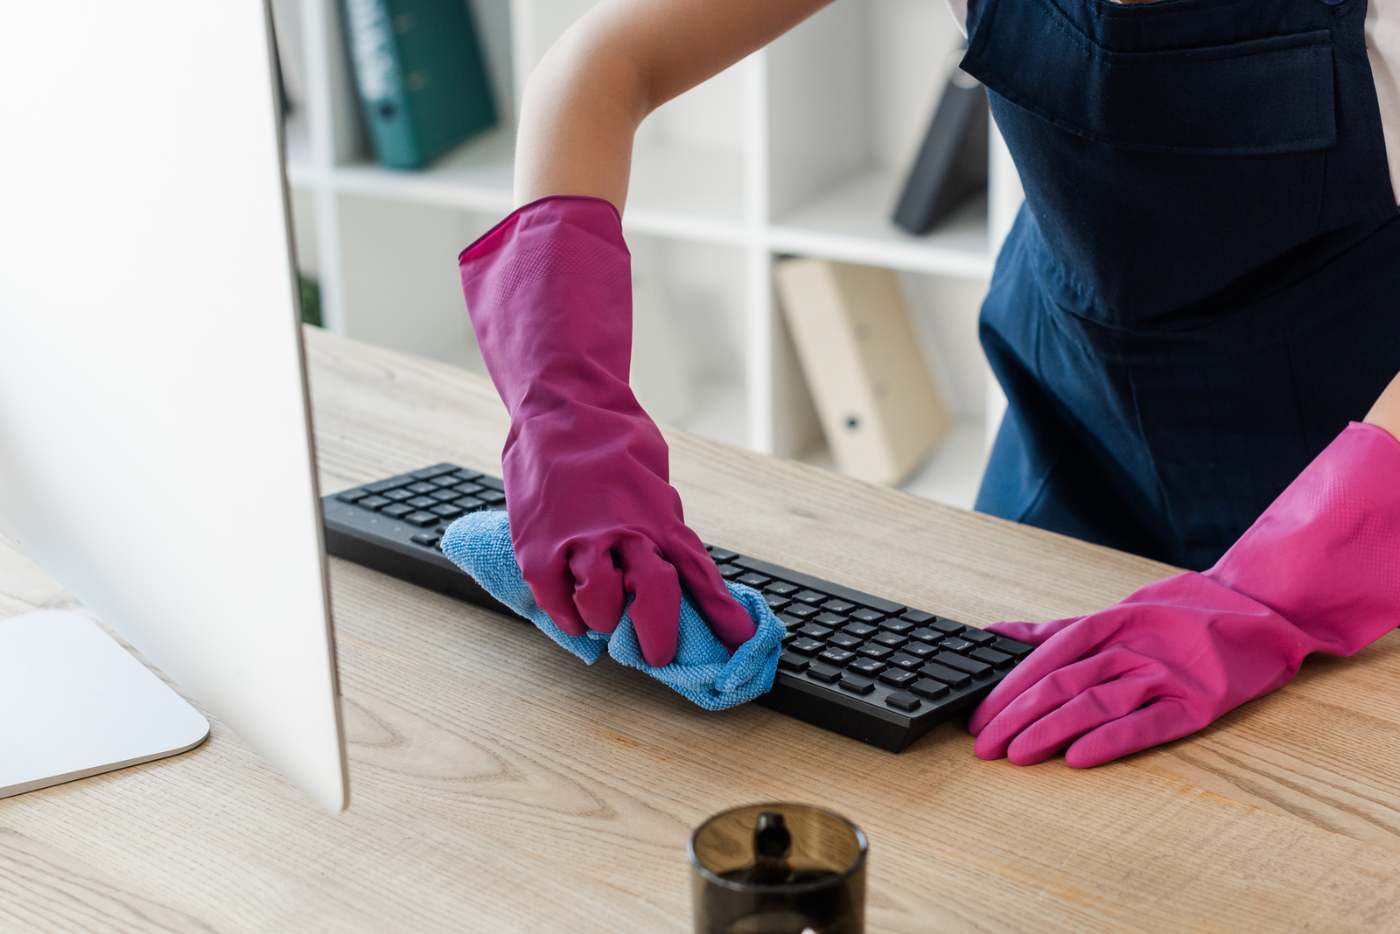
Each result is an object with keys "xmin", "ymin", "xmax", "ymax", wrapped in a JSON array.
[{"xmin": 961, "ymin": 0, "xmax": 1400, "ymax": 570}]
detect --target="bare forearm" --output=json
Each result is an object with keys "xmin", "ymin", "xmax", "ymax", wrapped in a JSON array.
[
  {"xmin": 514, "ymin": 0, "xmax": 831, "ymax": 210},
  {"xmin": 1365, "ymin": 371, "xmax": 1400, "ymax": 440}
]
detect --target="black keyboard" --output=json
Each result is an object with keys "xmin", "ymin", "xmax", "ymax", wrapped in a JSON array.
[{"xmin": 321, "ymin": 463, "xmax": 1032, "ymax": 752}]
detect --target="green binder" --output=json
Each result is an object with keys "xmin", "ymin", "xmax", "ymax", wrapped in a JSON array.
[{"xmin": 342, "ymin": 0, "xmax": 498, "ymax": 170}]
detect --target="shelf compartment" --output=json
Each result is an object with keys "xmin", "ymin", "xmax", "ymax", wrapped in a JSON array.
[
  {"xmin": 762, "ymin": 1, "xmax": 988, "ymax": 277},
  {"xmin": 331, "ymin": 127, "xmax": 517, "ymax": 214},
  {"xmin": 776, "ymin": 265, "xmax": 991, "ymax": 506},
  {"xmin": 799, "ymin": 418, "xmax": 987, "ymax": 510},
  {"xmin": 768, "ymin": 169, "xmax": 991, "ymax": 278},
  {"xmin": 629, "ymin": 235, "xmax": 751, "ymax": 449}
]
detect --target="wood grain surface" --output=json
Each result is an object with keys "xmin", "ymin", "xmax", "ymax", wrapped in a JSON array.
[{"xmin": 2, "ymin": 327, "xmax": 1398, "ymax": 933}]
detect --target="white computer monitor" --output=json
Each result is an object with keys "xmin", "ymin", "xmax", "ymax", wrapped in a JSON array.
[{"xmin": 0, "ymin": 2, "xmax": 348, "ymax": 810}]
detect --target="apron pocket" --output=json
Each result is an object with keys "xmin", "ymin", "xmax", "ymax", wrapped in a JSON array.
[{"xmin": 962, "ymin": 0, "xmax": 1336, "ymax": 155}]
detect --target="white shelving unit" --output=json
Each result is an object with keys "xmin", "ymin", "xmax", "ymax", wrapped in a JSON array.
[{"xmin": 279, "ymin": 0, "xmax": 1022, "ymax": 506}]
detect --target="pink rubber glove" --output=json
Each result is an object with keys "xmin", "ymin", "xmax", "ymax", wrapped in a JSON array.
[
  {"xmin": 969, "ymin": 422, "xmax": 1400, "ymax": 767},
  {"xmin": 458, "ymin": 195, "xmax": 755, "ymax": 666}
]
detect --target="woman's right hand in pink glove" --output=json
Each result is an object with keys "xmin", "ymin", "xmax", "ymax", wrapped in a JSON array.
[{"xmin": 458, "ymin": 196, "xmax": 755, "ymax": 666}]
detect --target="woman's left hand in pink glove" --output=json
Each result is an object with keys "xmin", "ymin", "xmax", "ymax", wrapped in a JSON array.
[
  {"xmin": 967, "ymin": 576, "xmax": 1313, "ymax": 768},
  {"xmin": 968, "ymin": 421, "xmax": 1400, "ymax": 768}
]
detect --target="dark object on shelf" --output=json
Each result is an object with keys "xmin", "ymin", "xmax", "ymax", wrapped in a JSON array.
[
  {"xmin": 892, "ymin": 53, "xmax": 989, "ymax": 235},
  {"xmin": 298, "ymin": 275, "xmax": 322, "ymax": 328},
  {"xmin": 322, "ymin": 462, "xmax": 1033, "ymax": 752},
  {"xmin": 341, "ymin": 0, "xmax": 498, "ymax": 170}
]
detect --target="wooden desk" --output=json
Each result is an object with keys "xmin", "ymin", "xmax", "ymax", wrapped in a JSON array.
[{"xmin": 3, "ymin": 328, "xmax": 1400, "ymax": 932}]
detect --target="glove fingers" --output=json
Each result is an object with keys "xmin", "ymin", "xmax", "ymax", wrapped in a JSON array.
[
  {"xmin": 522, "ymin": 555, "xmax": 589, "ymax": 637},
  {"xmin": 1004, "ymin": 673, "xmax": 1159, "ymax": 766},
  {"xmin": 618, "ymin": 537, "xmax": 682, "ymax": 667},
  {"xmin": 568, "ymin": 541, "xmax": 626, "ymax": 634},
  {"xmin": 971, "ymin": 648, "xmax": 1142, "ymax": 756},
  {"xmin": 984, "ymin": 616, "xmax": 1079, "ymax": 646},
  {"xmin": 1064, "ymin": 700, "xmax": 1195, "ymax": 768},
  {"xmin": 967, "ymin": 616, "xmax": 1121, "ymax": 736},
  {"xmin": 666, "ymin": 531, "xmax": 756, "ymax": 650}
]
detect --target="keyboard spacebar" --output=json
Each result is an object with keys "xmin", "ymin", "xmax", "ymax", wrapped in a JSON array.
[{"xmin": 729, "ymin": 555, "xmax": 906, "ymax": 615}]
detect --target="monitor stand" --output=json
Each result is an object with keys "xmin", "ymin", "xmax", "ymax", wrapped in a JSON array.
[{"xmin": 0, "ymin": 610, "xmax": 209, "ymax": 798}]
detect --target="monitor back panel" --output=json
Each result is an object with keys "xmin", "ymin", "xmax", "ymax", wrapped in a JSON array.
[{"xmin": 0, "ymin": 2, "xmax": 347, "ymax": 810}]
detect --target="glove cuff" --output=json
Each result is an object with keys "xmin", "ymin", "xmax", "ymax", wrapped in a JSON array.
[
  {"xmin": 458, "ymin": 196, "xmax": 634, "ymax": 419},
  {"xmin": 1206, "ymin": 421, "xmax": 1400, "ymax": 657}
]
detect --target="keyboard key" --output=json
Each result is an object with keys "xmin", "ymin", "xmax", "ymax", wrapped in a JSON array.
[
  {"xmin": 452, "ymin": 482, "xmax": 485, "ymax": 496},
  {"xmin": 708, "ymin": 548, "xmax": 738, "ymax": 563},
  {"xmin": 850, "ymin": 607, "xmax": 886, "ymax": 624},
  {"xmin": 336, "ymin": 489, "xmax": 368, "ymax": 503},
  {"xmin": 763, "ymin": 594, "xmax": 790, "ymax": 612},
  {"xmin": 793, "ymin": 589, "xmax": 827, "ymax": 605},
  {"xmin": 940, "ymin": 637, "xmax": 973, "ymax": 653},
  {"xmin": 931, "ymin": 652, "xmax": 991, "ymax": 677},
  {"xmin": 856, "ymin": 644, "xmax": 892, "ymax": 660},
  {"xmin": 406, "ymin": 482, "xmax": 438, "ymax": 495},
  {"xmin": 910, "ymin": 678, "xmax": 950, "ymax": 700},
  {"xmin": 359, "ymin": 496, "xmax": 391, "ymax": 510},
  {"xmin": 382, "ymin": 504, "xmax": 413, "ymax": 519},
  {"xmin": 880, "ymin": 619, "xmax": 915, "ymax": 635},
  {"xmin": 885, "ymin": 691, "xmax": 921, "ymax": 712},
  {"xmin": 785, "ymin": 603, "xmax": 819, "ymax": 620},
  {"xmin": 779, "ymin": 652, "xmax": 809, "ymax": 673},
  {"xmin": 798, "ymin": 624, "xmax": 833, "ymax": 640},
  {"xmin": 731, "ymin": 556, "xmax": 906, "ymax": 614},
  {"xmin": 814, "ymin": 612, "xmax": 847, "ymax": 628},
  {"xmin": 849, "ymin": 657, "xmax": 884, "ymax": 677},
  {"xmin": 788, "ymin": 637, "xmax": 824, "ymax": 655},
  {"xmin": 383, "ymin": 488, "xmax": 414, "ymax": 502},
  {"xmin": 961, "ymin": 629, "xmax": 996, "ymax": 646},
  {"xmin": 411, "ymin": 464, "xmax": 457, "ymax": 479},
  {"xmin": 839, "ymin": 674, "xmax": 874, "ymax": 695},
  {"xmin": 901, "ymin": 610, "xmax": 935, "ymax": 625},
  {"xmin": 410, "ymin": 533, "xmax": 440, "ymax": 548},
  {"xmin": 766, "ymin": 581, "xmax": 798, "ymax": 597},
  {"xmin": 972, "ymin": 647, "xmax": 1014, "ymax": 668},
  {"xmin": 994, "ymin": 637, "xmax": 1034, "ymax": 659},
  {"xmin": 806, "ymin": 662, "xmax": 842, "ymax": 683},
  {"xmin": 818, "ymin": 647, "xmax": 855, "ymax": 666},
  {"xmin": 737, "ymin": 572, "xmax": 770, "ymax": 588},
  {"xmin": 909, "ymin": 627, "xmax": 942, "ymax": 643},
  {"xmin": 431, "ymin": 504, "xmax": 465, "ymax": 519},
  {"xmin": 367, "ymin": 475, "xmax": 414, "ymax": 493},
  {"xmin": 778, "ymin": 613, "xmax": 806, "ymax": 629},
  {"xmin": 718, "ymin": 565, "xmax": 744, "ymax": 580},
  {"xmin": 476, "ymin": 476, "xmax": 506, "ymax": 492},
  {"xmin": 450, "ymin": 469, "xmax": 482, "ymax": 482},
  {"xmin": 842, "ymin": 622, "xmax": 877, "ymax": 639},
  {"xmin": 407, "ymin": 496, "xmax": 437, "ymax": 509},
  {"xmin": 822, "ymin": 599, "xmax": 856, "ymax": 614},
  {"xmin": 878, "ymin": 668, "xmax": 917, "ymax": 688},
  {"xmin": 918, "ymin": 662, "xmax": 971, "ymax": 688},
  {"xmin": 932, "ymin": 619, "xmax": 965, "ymax": 635},
  {"xmin": 432, "ymin": 475, "xmax": 462, "ymax": 488},
  {"xmin": 829, "ymin": 632, "xmax": 863, "ymax": 650},
  {"xmin": 404, "ymin": 511, "xmax": 438, "ymax": 527},
  {"xmin": 477, "ymin": 490, "xmax": 507, "ymax": 506},
  {"xmin": 873, "ymin": 631, "xmax": 906, "ymax": 649},
  {"xmin": 903, "ymin": 641, "xmax": 938, "ymax": 659},
  {"xmin": 887, "ymin": 652, "xmax": 922, "ymax": 670},
  {"xmin": 430, "ymin": 489, "xmax": 460, "ymax": 502}
]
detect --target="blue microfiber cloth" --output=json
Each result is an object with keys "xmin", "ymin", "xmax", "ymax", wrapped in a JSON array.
[{"xmin": 439, "ymin": 510, "xmax": 784, "ymax": 711}]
